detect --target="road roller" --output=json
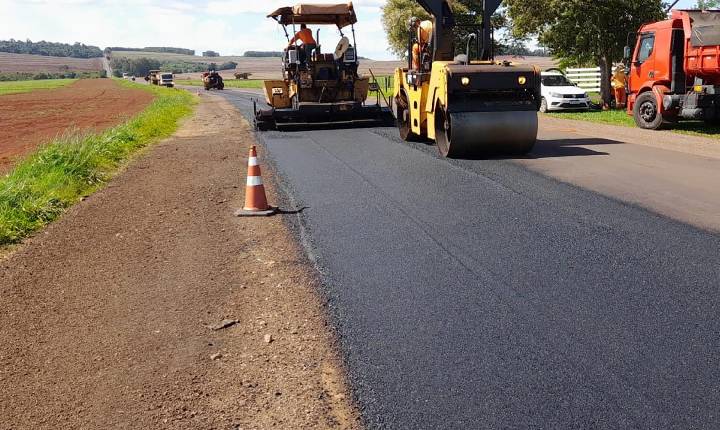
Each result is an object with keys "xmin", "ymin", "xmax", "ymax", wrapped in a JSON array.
[{"xmin": 393, "ymin": 0, "xmax": 541, "ymax": 157}]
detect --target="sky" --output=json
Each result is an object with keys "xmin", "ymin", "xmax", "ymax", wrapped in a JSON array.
[{"xmin": 0, "ymin": 0, "xmax": 700, "ymax": 61}]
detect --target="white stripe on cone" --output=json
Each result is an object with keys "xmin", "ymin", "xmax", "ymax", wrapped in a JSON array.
[
  {"xmin": 248, "ymin": 157, "xmax": 259, "ymax": 166},
  {"xmin": 247, "ymin": 176, "xmax": 263, "ymax": 186}
]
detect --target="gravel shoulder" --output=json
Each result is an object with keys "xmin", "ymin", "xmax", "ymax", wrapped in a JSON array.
[{"xmin": 0, "ymin": 93, "xmax": 359, "ymax": 429}]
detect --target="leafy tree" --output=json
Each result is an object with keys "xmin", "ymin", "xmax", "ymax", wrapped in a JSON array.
[
  {"xmin": 505, "ymin": 0, "xmax": 665, "ymax": 105},
  {"xmin": 0, "ymin": 39, "xmax": 103, "ymax": 58},
  {"xmin": 696, "ymin": 0, "xmax": 720, "ymax": 8},
  {"xmin": 382, "ymin": 0, "xmax": 514, "ymax": 60}
]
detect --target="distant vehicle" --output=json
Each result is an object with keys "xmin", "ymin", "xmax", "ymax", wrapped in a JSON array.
[
  {"xmin": 122, "ymin": 72, "xmax": 129, "ymax": 79},
  {"xmin": 146, "ymin": 70, "xmax": 161, "ymax": 85},
  {"xmin": 159, "ymin": 73, "xmax": 174, "ymax": 88},
  {"xmin": 540, "ymin": 70, "xmax": 591, "ymax": 113},
  {"xmin": 202, "ymin": 71, "xmax": 224, "ymax": 90}
]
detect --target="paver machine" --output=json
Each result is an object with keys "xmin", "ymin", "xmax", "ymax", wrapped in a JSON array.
[
  {"xmin": 394, "ymin": 0, "xmax": 541, "ymax": 157},
  {"xmin": 254, "ymin": 2, "xmax": 393, "ymax": 130}
]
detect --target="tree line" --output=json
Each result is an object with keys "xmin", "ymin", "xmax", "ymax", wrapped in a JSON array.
[
  {"xmin": 105, "ymin": 47, "xmax": 196, "ymax": 56},
  {"xmin": 0, "ymin": 71, "xmax": 106, "ymax": 81},
  {"xmin": 0, "ymin": 39, "xmax": 103, "ymax": 58},
  {"xmin": 110, "ymin": 57, "xmax": 238, "ymax": 77}
]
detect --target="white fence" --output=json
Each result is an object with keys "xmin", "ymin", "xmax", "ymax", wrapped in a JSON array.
[{"xmin": 565, "ymin": 67, "xmax": 601, "ymax": 93}]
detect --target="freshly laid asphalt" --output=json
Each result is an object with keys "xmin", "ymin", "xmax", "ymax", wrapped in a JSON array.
[{"xmin": 222, "ymin": 90, "xmax": 720, "ymax": 429}]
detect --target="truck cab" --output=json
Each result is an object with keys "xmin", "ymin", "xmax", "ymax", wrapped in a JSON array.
[
  {"xmin": 626, "ymin": 10, "xmax": 720, "ymax": 129},
  {"xmin": 159, "ymin": 73, "xmax": 174, "ymax": 88}
]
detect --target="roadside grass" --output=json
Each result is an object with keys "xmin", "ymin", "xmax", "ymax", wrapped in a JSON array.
[
  {"xmin": 546, "ymin": 109, "xmax": 720, "ymax": 138},
  {"xmin": 0, "ymin": 79, "xmax": 76, "ymax": 95},
  {"xmin": 0, "ymin": 81, "xmax": 196, "ymax": 245}
]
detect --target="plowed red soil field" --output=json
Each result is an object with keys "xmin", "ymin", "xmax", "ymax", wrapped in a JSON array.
[{"xmin": 0, "ymin": 79, "xmax": 154, "ymax": 174}]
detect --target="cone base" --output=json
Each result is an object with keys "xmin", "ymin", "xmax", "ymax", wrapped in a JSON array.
[{"xmin": 234, "ymin": 207, "xmax": 277, "ymax": 217}]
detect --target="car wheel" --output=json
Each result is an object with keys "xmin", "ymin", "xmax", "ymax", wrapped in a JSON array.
[
  {"xmin": 540, "ymin": 97, "xmax": 548, "ymax": 113},
  {"xmin": 633, "ymin": 92, "xmax": 664, "ymax": 130}
]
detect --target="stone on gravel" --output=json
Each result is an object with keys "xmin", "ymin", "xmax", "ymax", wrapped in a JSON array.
[
  {"xmin": 264, "ymin": 334, "xmax": 273, "ymax": 344},
  {"xmin": 208, "ymin": 319, "xmax": 238, "ymax": 331},
  {"xmin": 210, "ymin": 352, "xmax": 223, "ymax": 360}
]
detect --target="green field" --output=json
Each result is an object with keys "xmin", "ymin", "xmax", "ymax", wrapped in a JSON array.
[
  {"xmin": 0, "ymin": 81, "xmax": 196, "ymax": 245},
  {"xmin": 112, "ymin": 50, "xmax": 244, "ymax": 64},
  {"xmin": 0, "ymin": 79, "xmax": 76, "ymax": 95}
]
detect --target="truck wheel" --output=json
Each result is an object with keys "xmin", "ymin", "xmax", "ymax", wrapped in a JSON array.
[
  {"xmin": 540, "ymin": 97, "xmax": 548, "ymax": 113},
  {"xmin": 633, "ymin": 92, "xmax": 664, "ymax": 130}
]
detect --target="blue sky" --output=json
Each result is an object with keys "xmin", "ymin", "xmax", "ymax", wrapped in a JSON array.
[{"xmin": 0, "ymin": 0, "xmax": 701, "ymax": 61}]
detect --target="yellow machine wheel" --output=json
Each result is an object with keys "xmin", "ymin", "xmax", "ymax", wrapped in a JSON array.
[
  {"xmin": 395, "ymin": 90, "xmax": 420, "ymax": 142},
  {"xmin": 434, "ymin": 102, "xmax": 538, "ymax": 158}
]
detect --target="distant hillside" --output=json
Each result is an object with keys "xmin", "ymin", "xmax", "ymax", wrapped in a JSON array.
[
  {"xmin": 105, "ymin": 47, "xmax": 195, "ymax": 56},
  {"xmin": 0, "ymin": 39, "xmax": 103, "ymax": 59},
  {"xmin": 244, "ymin": 51, "xmax": 283, "ymax": 58}
]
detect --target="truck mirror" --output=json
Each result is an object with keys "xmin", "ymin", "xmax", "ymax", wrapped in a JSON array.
[{"xmin": 623, "ymin": 46, "xmax": 632, "ymax": 61}]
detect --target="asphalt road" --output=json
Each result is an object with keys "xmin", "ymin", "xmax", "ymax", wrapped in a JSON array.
[{"xmin": 222, "ymin": 90, "xmax": 720, "ymax": 429}]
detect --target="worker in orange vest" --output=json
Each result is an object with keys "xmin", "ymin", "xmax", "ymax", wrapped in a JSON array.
[
  {"xmin": 288, "ymin": 24, "xmax": 317, "ymax": 63},
  {"xmin": 611, "ymin": 64, "xmax": 627, "ymax": 108},
  {"xmin": 410, "ymin": 17, "xmax": 433, "ymax": 71}
]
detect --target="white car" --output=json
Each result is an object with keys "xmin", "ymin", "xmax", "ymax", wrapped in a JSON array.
[{"xmin": 540, "ymin": 71, "xmax": 591, "ymax": 113}]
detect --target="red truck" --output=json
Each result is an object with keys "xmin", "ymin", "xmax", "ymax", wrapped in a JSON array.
[{"xmin": 625, "ymin": 10, "xmax": 720, "ymax": 129}]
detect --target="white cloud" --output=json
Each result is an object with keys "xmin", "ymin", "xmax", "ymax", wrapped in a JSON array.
[{"xmin": 0, "ymin": 0, "xmax": 395, "ymax": 59}]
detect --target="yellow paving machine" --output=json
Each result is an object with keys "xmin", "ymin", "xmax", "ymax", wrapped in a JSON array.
[
  {"xmin": 255, "ymin": 2, "xmax": 393, "ymax": 130},
  {"xmin": 394, "ymin": 0, "xmax": 541, "ymax": 157}
]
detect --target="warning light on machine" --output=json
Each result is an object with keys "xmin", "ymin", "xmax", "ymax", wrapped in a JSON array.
[
  {"xmin": 518, "ymin": 76, "xmax": 527, "ymax": 85},
  {"xmin": 461, "ymin": 77, "xmax": 470, "ymax": 86}
]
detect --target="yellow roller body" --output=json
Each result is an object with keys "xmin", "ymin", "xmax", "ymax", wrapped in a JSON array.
[{"xmin": 393, "ymin": 61, "xmax": 542, "ymax": 158}]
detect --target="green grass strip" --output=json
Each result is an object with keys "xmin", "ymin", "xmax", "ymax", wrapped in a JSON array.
[
  {"xmin": 0, "ymin": 80, "xmax": 196, "ymax": 245},
  {"xmin": 0, "ymin": 79, "xmax": 77, "ymax": 95},
  {"xmin": 546, "ymin": 109, "xmax": 720, "ymax": 139}
]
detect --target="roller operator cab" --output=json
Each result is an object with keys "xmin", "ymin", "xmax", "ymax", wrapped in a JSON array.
[
  {"xmin": 625, "ymin": 9, "xmax": 720, "ymax": 129},
  {"xmin": 254, "ymin": 2, "xmax": 393, "ymax": 130},
  {"xmin": 394, "ymin": 0, "xmax": 541, "ymax": 158}
]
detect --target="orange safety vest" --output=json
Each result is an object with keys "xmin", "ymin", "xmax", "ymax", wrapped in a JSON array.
[{"xmin": 291, "ymin": 28, "xmax": 316, "ymax": 45}]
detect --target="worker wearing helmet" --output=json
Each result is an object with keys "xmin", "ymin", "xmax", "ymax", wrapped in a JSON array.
[
  {"xmin": 410, "ymin": 17, "xmax": 433, "ymax": 71},
  {"xmin": 611, "ymin": 64, "xmax": 627, "ymax": 108},
  {"xmin": 288, "ymin": 23, "xmax": 317, "ymax": 63}
]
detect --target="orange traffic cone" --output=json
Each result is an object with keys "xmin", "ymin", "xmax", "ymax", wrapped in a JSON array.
[{"xmin": 235, "ymin": 145, "xmax": 277, "ymax": 217}]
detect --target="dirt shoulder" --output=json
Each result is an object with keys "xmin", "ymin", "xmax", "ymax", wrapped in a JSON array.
[
  {"xmin": 0, "ymin": 93, "xmax": 360, "ymax": 429},
  {"xmin": 0, "ymin": 79, "xmax": 154, "ymax": 174}
]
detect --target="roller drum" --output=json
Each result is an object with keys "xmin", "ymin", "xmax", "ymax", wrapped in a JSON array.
[{"xmin": 435, "ymin": 110, "xmax": 538, "ymax": 158}]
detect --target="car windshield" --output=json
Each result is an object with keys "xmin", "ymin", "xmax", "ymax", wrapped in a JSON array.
[
  {"xmin": 542, "ymin": 75, "xmax": 573, "ymax": 86},
  {"xmin": 162, "ymin": 74, "xmax": 173, "ymax": 79}
]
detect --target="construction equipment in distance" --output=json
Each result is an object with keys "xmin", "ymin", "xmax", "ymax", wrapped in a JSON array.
[
  {"xmin": 625, "ymin": 9, "xmax": 720, "ymax": 129},
  {"xmin": 202, "ymin": 70, "xmax": 225, "ymax": 90},
  {"xmin": 394, "ymin": 0, "xmax": 541, "ymax": 157},
  {"xmin": 145, "ymin": 69, "xmax": 160, "ymax": 85},
  {"xmin": 255, "ymin": 2, "xmax": 393, "ymax": 130}
]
